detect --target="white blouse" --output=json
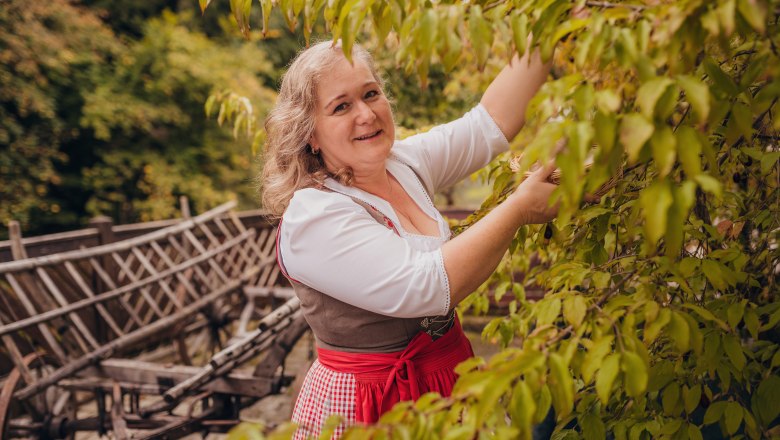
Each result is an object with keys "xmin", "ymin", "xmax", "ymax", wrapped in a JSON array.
[{"xmin": 278, "ymin": 104, "xmax": 509, "ymax": 318}]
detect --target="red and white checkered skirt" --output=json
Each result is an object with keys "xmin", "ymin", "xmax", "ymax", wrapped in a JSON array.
[{"xmin": 291, "ymin": 359, "xmax": 357, "ymax": 439}]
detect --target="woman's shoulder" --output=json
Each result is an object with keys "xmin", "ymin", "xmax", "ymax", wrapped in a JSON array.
[{"xmin": 285, "ymin": 187, "xmax": 365, "ymax": 223}]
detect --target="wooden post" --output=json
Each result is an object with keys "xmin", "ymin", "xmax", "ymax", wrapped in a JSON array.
[
  {"xmin": 179, "ymin": 196, "xmax": 191, "ymax": 220},
  {"xmin": 8, "ymin": 221, "xmax": 28, "ymax": 261},
  {"xmin": 90, "ymin": 216, "xmax": 115, "ymax": 343}
]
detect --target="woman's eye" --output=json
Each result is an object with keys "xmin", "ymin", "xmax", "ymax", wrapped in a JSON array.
[
  {"xmin": 333, "ymin": 103, "xmax": 348, "ymax": 113},
  {"xmin": 365, "ymin": 90, "xmax": 379, "ymax": 99}
]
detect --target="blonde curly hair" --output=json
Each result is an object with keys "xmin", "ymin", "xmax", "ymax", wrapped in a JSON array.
[{"xmin": 261, "ymin": 41, "xmax": 386, "ymax": 217}]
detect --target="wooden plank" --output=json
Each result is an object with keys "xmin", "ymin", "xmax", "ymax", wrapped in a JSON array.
[
  {"xmin": 0, "ymin": 201, "xmax": 237, "ymax": 274},
  {"xmin": 5, "ymin": 274, "xmax": 68, "ymax": 362},
  {"xmin": 111, "ymin": 382, "xmax": 129, "ymax": 440},
  {"xmin": 81, "ymin": 359, "xmax": 277, "ymax": 398},
  {"xmin": 14, "ymin": 279, "xmax": 244, "ymax": 400}
]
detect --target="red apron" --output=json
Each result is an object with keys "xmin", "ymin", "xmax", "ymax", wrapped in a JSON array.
[{"xmin": 316, "ymin": 317, "xmax": 473, "ymax": 423}]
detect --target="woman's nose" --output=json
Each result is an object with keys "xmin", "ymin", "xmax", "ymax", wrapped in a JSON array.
[{"xmin": 354, "ymin": 101, "xmax": 376, "ymax": 124}]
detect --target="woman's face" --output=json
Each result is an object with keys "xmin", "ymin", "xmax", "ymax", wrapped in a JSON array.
[{"xmin": 310, "ymin": 56, "xmax": 395, "ymax": 178}]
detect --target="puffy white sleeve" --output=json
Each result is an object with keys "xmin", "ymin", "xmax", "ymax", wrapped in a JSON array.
[
  {"xmin": 392, "ymin": 103, "xmax": 510, "ymax": 195},
  {"xmin": 278, "ymin": 189, "xmax": 451, "ymax": 318}
]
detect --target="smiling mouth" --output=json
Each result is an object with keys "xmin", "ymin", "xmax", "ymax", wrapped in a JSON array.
[{"xmin": 354, "ymin": 130, "xmax": 382, "ymax": 141}]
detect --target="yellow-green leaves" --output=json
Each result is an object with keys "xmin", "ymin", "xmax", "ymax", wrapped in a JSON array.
[
  {"xmin": 562, "ymin": 295, "xmax": 587, "ymax": 329},
  {"xmin": 737, "ymin": 0, "xmax": 767, "ymax": 34},
  {"xmin": 230, "ymin": 0, "xmax": 252, "ymax": 37},
  {"xmin": 650, "ymin": 125, "xmax": 676, "ymax": 177},
  {"xmin": 676, "ymin": 127, "xmax": 702, "ymax": 177},
  {"xmin": 677, "ymin": 75, "xmax": 712, "ymax": 124},
  {"xmin": 622, "ymin": 351, "xmax": 648, "ymax": 398},
  {"xmin": 639, "ymin": 178, "xmax": 673, "ymax": 247},
  {"xmin": 468, "ymin": 5, "xmax": 492, "ymax": 71},
  {"xmin": 668, "ymin": 311, "xmax": 691, "ymax": 353},
  {"xmin": 536, "ymin": 297, "xmax": 562, "ymax": 326},
  {"xmin": 620, "ymin": 113, "xmax": 654, "ymax": 163},
  {"xmin": 509, "ymin": 381, "xmax": 535, "ymax": 439},
  {"xmin": 596, "ymin": 353, "xmax": 620, "ymax": 405},
  {"xmin": 510, "ymin": 11, "xmax": 529, "ymax": 57},
  {"xmin": 548, "ymin": 353, "xmax": 574, "ymax": 419},
  {"xmin": 636, "ymin": 77, "xmax": 673, "ymax": 120}
]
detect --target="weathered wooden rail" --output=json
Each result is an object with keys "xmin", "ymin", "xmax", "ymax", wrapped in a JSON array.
[{"xmin": 0, "ymin": 201, "xmax": 307, "ymax": 439}]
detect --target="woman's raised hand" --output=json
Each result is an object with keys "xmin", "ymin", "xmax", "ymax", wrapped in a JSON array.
[{"xmin": 511, "ymin": 162, "xmax": 560, "ymax": 225}]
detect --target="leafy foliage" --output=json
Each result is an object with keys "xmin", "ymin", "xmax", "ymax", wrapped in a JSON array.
[
  {"xmin": 210, "ymin": 0, "xmax": 780, "ymax": 439},
  {"xmin": 1, "ymin": 1, "xmax": 277, "ymax": 237}
]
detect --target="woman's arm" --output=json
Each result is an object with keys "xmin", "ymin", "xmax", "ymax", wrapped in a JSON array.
[
  {"xmin": 442, "ymin": 163, "xmax": 559, "ymax": 306},
  {"xmin": 480, "ymin": 46, "xmax": 552, "ymax": 141}
]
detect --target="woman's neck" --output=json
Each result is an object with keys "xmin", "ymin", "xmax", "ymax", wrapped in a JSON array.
[{"xmin": 352, "ymin": 168, "xmax": 394, "ymax": 200}]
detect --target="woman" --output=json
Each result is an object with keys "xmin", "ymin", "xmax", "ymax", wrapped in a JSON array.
[{"xmin": 263, "ymin": 40, "xmax": 558, "ymax": 438}]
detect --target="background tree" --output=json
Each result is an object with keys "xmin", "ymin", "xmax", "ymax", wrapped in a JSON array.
[
  {"xmin": 0, "ymin": 0, "xmax": 277, "ymax": 238},
  {"xmin": 207, "ymin": 0, "xmax": 780, "ymax": 438}
]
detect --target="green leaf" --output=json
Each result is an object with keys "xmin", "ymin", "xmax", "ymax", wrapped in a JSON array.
[
  {"xmin": 693, "ymin": 174, "xmax": 722, "ymax": 199},
  {"xmin": 677, "ymin": 75, "xmax": 711, "ymax": 124},
  {"xmin": 662, "ymin": 382, "xmax": 681, "ymax": 415},
  {"xmin": 650, "ymin": 125, "xmax": 676, "ymax": 177},
  {"xmin": 737, "ymin": 0, "xmax": 767, "ymax": 34},
  {"xmin": 579, "ymin": 411, "xmax": 606, "ymax": 440},
  {"xmin": 418, "ymin": 9, "xmax": 438, "ymax": 54},
  {"xmin": 511, "ymin": 12, "xmax": 528, "ymax": 56},
  {"xmin": 703, "ymin": 57, "xmax": 739, "ymax": 97},
  {"xmin": 562, "ymin": 295, "xmax": 587, "ymax": 329},
  {"xmin": 636, "ymin": 77, "xmax": 673, "ymax": 120},
  {"xmin": 761, "ymin": 151, "xmax": 780, "ymax": 175},
  {"xmin": 548, "ymin": 353, "xmax": 574, "ymax": 419},
  {"xmin": 756, "ymin": 375, "xmax": 780, "ymax": 425},
  {"xmin": 509, "ymin": 381, "xmax": 536, "ymax": 436},
  {"xmin": 676, "ymin": 126, "xmax": 702, "ymax": 177},
  {"xmin": 533, "ymin": 385, "xmax": 553, "ymax": 424},
  {"xmin": 620, "ymin": 113, "xmax": 654, "ymax": 163},
  {"xmin": 536, "ymin": 297, "xmax": 562, "ymax": 326},
  {"xmin": 688, "ymin": 424, "xmax": 704, "ymax": 440},
  {"xmin": 684, "ymin": 384, "xmax": 702, "ymax": 414},
  {"xmin": 744, "ymin": 307, "xmax": 759, "ymax": 339},
  {"xmin": 260, "ymin": 0, "xmax": 273, "ymax": 36},
  {"xmin": 703, "ymin": 401, "xmax": 727, "ymax": 425},
  {"xmin": 230, "ymin": 0, "xmax": 252, "ymax": 37},
  {"xmin": 594, "ymin": 111, "xmax": 617, "ymax": 153},
  {"xmin": 582, "ymin": 336, "xmax": 614, "ymax": 384},
  {"xmin": 722, "ymin": 334, "xmax": 746, "ymax": 370},
  {"xmin": 468, "ymin": 5, "xmax": 492, "ymax": 71},
  {"xmin": 644, "ymin": 308, "xmax": 671, "ymax": 344},
  {"xmin": 668, "ymin": 311, "xmax": 691, "ymax": 353},
  {"xmin": 596, "ymin": 90, "xmax": 622, "ymax": 113},
  {"xmin": 724, "ymin": 402, "xmax": 743, "ymax": 435},
  {"xmin": 717, "ymin": 0, "xmax": 737, "ymax": 35},
  {"xmin": 639, "ymin": 178, "xmax": 673, "ymax": 246},
  {"xmin": 622, "ymin": 351, "xmax": 648, "ymax": 398},
  {"xmin": 727, "ymin": 301, "xmax": 745, "ymax": 329}
]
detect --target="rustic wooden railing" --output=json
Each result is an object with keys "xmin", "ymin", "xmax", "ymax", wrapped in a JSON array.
[{"xmin": 0, "ymin": 201, "xmax": 306, "ymax": 439}]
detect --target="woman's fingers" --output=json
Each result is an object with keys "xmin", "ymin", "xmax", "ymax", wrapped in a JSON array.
[{"xmin": 530, "ymin": 161, "xmax": 558, "ymax": 181}]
